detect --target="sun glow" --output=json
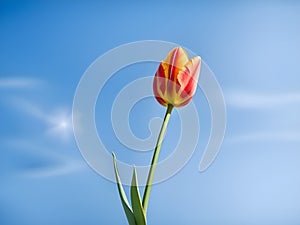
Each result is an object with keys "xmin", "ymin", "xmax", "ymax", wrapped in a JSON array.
[{"xmin": 46, "ymin": 111, "xmax": 73, "ymax": 141}]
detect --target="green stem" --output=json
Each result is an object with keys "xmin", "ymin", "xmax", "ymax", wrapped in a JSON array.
[{"xmin": 142, "ymin": 104, "xmax": 173, "ymax": 213}]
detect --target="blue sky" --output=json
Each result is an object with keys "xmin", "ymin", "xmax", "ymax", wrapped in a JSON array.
[{"xmin": 1, "ymin": 1, "xmax": 300, "ymax": 225}]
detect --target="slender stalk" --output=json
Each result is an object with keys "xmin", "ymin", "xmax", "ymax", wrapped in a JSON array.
[{"xmin": 142, "ymin": 104, "xmax": 173, "ymax": 213}]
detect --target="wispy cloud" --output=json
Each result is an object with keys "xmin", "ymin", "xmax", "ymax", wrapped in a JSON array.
[
  {"xmin": 0, "ymin": 77, "xmax": 42, "ymax": 88},
  {"xmin": 225, "ymin": 90, "xmax": 300, "ymax": 144},
  {"xmin": 226, "ymin": 90, "xmax": 300, "ymax": 109},
  {"xmin": 10, "ymin": 98, "xmax": 73, "ymax": 141},
  {"xmin": 1, "ymin": 139, "xmax": 86, "ymax": 178},
  {"xmin": 228, "ymin": 131, "xmax": 300, "ymax": 143},
  {"xmin": 22, "ymin": 156, "xmax": 85, "ymax": 178}
]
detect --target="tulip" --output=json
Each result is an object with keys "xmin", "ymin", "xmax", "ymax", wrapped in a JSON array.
[
  {"xmin": 153, "ymin": 47, "xmax": 201, "ymax": 107},
  {"xmin": 141, "ymin": 47, "xmax": 201, "ymax": 214},
  {"xmin": 113, "ymin": 46, "xmax": 202, "ymax": 225}
]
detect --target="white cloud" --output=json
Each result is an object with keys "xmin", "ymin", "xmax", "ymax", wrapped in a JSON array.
[
  {"xmin": 228, "ymin": 131, "xmax": 300, "ymax": 143},
  {"xmin": 0, "ymin": 77, "xmax": 42, "ymax": 88},
  {"xmin": 226, "ymin": 90, "xmax": 300, "ymax": 108},
  {"xmin": 22, "ymin": 157, "xmax": 85, "ymax": 178},
  {"xmin": 46, "ymin": 112, "xmax": 73, "ymax": 141},
  {"xmin": 11, "ymin": 98, "xmax": 47, "ymax": 120},
  {"xmin": 11, "ymin": 98, "xmax": 73, "ymax": 141},
  {"xmin": 2, "ymin": 139, "xmax": 86, "ymax": 178},
  {"xmin": 225, "ymin": 90, "xmax": 300, "ymax": 144}
]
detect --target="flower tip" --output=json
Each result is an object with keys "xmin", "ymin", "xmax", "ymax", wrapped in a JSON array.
[
  {"xmin": 195, "ymin": 56, "xmax": 201, "ymax": 65},
  {"xmin": 168, "ymin": 46, "xmax": 187, "ymax": 57},
  {"xmin": 175, "ymin": 46, "xmax": 187, "ymax": 54},
  {"xmin": 174, "ymin": 46, "xmax": 183, "ymax": 51}
]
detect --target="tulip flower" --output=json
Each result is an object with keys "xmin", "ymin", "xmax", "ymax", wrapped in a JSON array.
[
  {"xmin": 153, "ymin": 46, "xmax": 201, "ymax": 108},
  {"xmin": 143, "ymin": 47, "xmax": 201, "ymax": 213},
  {"xmin": 112, "ymin": 46, "xmax": 201, "ymax": 225}
]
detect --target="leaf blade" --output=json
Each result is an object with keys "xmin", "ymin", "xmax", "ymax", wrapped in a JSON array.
[
  {"xmin": 112, "ymin": 152, "xmax": 136, "ymax": 225},
  {"xmin": 131, "ymin": 166, "xmax": 147, "ymax": 225}
]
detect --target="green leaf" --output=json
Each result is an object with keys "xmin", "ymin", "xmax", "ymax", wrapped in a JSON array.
[
  {"xmin": 112, "ymin": 152, "xmax": 136, "ymax": 225},
  {"xmin": 131, "ymin": 166, "xmax": 147, "ymax": 225}
]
